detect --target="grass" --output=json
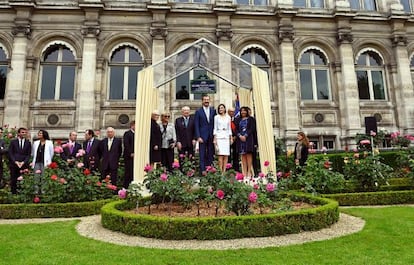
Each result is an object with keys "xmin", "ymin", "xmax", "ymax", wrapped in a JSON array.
[{"xmin": 0, "ymin": 206, "xmax": 413, "ymax": 265}]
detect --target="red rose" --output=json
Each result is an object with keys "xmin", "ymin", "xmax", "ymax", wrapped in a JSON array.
[
  {"xmin": 216, "ymin": 189, "xmax": 225, "ymax": 200},
  {"xmin": 48, "ymin": 162, "xmax": 58, "ymax": 169},
  {"xmin": 50, "ymin": 174, "xmax": 58, "ymax": 181},
  {"xmin": 83, "ymin": 169, "xmax": 91, "ymax": 176},
  {"xmin": 33, "ymin": 196, "xmax": 40, "ymax": 203}
]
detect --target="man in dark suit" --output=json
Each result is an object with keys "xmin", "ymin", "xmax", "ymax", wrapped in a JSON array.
[
  {"xmin": 123, "ymin": 121, "xmax": 135, "ymax": 188},
  {"xmin": 100, "ymin": 127, "xmax": 122, "ymax": 187},
  {"xmin": 0, "ymin": 129, "xmax": 7, "ymax": 188},
  {"xmin": 61, "ymin": 131, "xmax": 82, "ymax": 166},
  {"xmin": 8, "ymin": 127, "xmax": 31, "ymax": 194},
  {"xmin": 175, "ymin": 106, "xmax": 196, "ymax": 164},
  {"xmin": 150, "ymin": 110, "xmax": 162, "ymax": 167},
  {"xmin": 83, "ymin": 129, "xmax": 101, "ymax": 172},
  {"xmin": 227, "ymin": 108, "xmax": 240, "ymax": 172},
  {"xmin": 194, "ymin": 94, "xmax": 216, "ymax": 173}
]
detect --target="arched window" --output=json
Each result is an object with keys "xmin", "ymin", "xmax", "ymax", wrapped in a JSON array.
[
  {"xmin": 39, "ymin": 44, "xmax": 76, "ymax": 100},
  {"xmin": 0, "ymin": 47, "xmax": 7, "ymax": 100},
  {"xmin": 356, "ymin": 50, "xmax": 386, "ymax": 100},
  {"xmin": 108, "ymin": 45, "xmax": 144, "ymax": 100},
  {"xmin": 240, "ymin": 46, "xmax": 271, "ymax": 90},
  {"xmin": 298, "ymin": 48, "xmax": 330, "ymax": 100}
]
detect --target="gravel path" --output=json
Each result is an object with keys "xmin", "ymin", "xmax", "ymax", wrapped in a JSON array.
[{"xmin": 0, "ymin": 213, "xmax": 365, "ymax": 250}]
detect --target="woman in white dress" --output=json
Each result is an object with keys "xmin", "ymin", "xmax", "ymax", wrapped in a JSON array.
[{"xmin": 213, "ymin": 104, "xmax": 232, "ymax": 173}]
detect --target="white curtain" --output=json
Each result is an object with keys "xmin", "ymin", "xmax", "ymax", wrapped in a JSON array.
[
  {"xmin": 238, "ymin": 88, "xmax": 254, "ymax": 116},
  {"xmin": 251, "ymin": 66, "xmax": 276, "ymax": 174},
  {"xmin": 134, "ymin": 67, "xmax": 156, "ymax": 183}
]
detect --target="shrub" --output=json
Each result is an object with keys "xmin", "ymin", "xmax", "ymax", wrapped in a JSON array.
[
  {"xmin": 101, "ymin": 193, "xmax": 339, "ymax": 240},
  {"xmin": 323, "ymin": 190, "xmax": 414, "ymax": 206}
]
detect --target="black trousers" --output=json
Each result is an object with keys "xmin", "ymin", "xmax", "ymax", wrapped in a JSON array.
[
  {"xmin": 123, "ymin": 157, "xmax": 133, "ymax": 188},
  {"xmin": 161, "ymin": 148, "xmax": 174, "ymax": 171}
]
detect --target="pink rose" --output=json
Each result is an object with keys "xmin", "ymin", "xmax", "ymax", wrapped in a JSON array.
[
  {"xmin": 107, "ymin": 184, "xmax": 117, "ymax": 191},
  {"xmin": 276, "ymin": 171, "xmax": 283, "ymax": 178},
  {"xmin": 59, "ymin": 178, "xmax": 67, "ymax": 184},
  {"xmin": 360, "ymin": 139, "xmax": 370, "ymax": 145},
  {"xmin": 253, "ymin": 184, "xmax": 259, "ymax": 190},
  {"xmin": 248, "ymin": 192, "xmax": 258, "ymax": 203},
  {"xmin": 266, "ymin": 183, "xmax": 275, "ymax": 192},
  {"xmin": 264, "ymin": 161, "xmax": 270, "ymax": 167},
  {"xmin": 144, "ymin": 164, "xmax": 153, "ymax": 173},
  {"xmin": 216, "ymin": 189, "xmax": 225, "ymax": 200},
  {"xmin": 33, "ymin": 196, "xmax": 40, "ymax": 203},
  {"xmin": 207, "ymin": 187, "xmax": 214, "ymax": 194},
  {"xmin": 77, "ymin": 162, "xmax": 84, "ymax": 168},
  {"xmin": 187, "ymin": 170, "xmax": 195, "ymax": 177},
  {"xmin": 35, "ymin": 169, "xmax": 42, "ymax": 174},
  {"xmin": 160, "ymin": 173, "xmax": 168, "ymax": 182},
  {"xmin": 50, "ymin": 174, "xmax": 58, "ymax": 181},
  {"xmin": 179, "ymin": 153, "xmax": 185, "ymax": 158},
  {"xmin": 235, "ymin": 172, "xmax": 244, "ymax": 181},
  {"xmin": 17, "ymin": 176, "xmax": 23, "ymax": 181},
  {"xmin": 54, "ymin": 146, "xmax": 63, "ymax": 154},
  {"xmin": 172, "ymin": 161, "xmax": 180, "ymax": 169},
  {"xmin": 226, "ymin": 163, "xmax": 232, "ymax": 169},
  {"xmin": 118, "ymin": 188, "xmax": 127, "ymax": 199},
  {"xmin": 370, "ymin": 130, "xmax": 376, "ymax": 137},
  {"xmin": 258, "ymin": 172, "xmax": 265, "ymax": 178}
]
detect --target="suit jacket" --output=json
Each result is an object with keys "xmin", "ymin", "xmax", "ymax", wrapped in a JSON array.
[
  {"xmin": 175, "ymin": 115, "xmax": 195, "ymax": 148},
  {"xmin": 123, "ymin": 129, "xmax": 134, "ymax": 159},
  {"xmin": 235, "ymin": 116, "xmax": 257, "ymax": 153},
  {"xmin": 61, "ymin": 141, "xmax": 82, "ymax": 161},
  {"xmin": 194, "ymin": 107, "xmax": 216, "ymax": 141},
  {"xmin": 8, "ymin": 138, "xmax": 31, "ymax": 165},
  {"xmin": 100, "ymin": 137, "xmax": 122, "ymax": 170},
  {"xmin": 150, "ymin": 119, "xmax": 162, "ymax": 163},
  {"xmin": 83, "ymin": 138, "xmax": 101, "ymax": 170},
  {"xmin": 31, "ymin": 140, "xmax": 55, "ymax": 167}
]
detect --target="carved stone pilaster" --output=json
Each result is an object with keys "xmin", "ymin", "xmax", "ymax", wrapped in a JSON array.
[
  {"xmin": 11, "ymin": 24, "xmax": 31, "ymax": 39},
  {"xmin": 337, "ymin": 27, "xmax": 353, "ymax": 44},
  {"xmin": 331, "ymin": 61, "xmax": 341, "ymax": 73},
  {"xmin": 391, "ymin": 34, "xmax": 407, "ymax": 47},
  {"xmin": 278, "ymin": 24, "xmax": 294, "ymax": 43},
  {"xmin": 272, "ymin": 60, "xmax": 282, "ymax": 72},
  {"xmin": 25, "ymin": 56, "xmax": 36, "ymax": 69},
  {"xmin": 81, "ymin": 25, "xmax": 101, "ymax": 37},
  {"xmin": 216, "ymin": 27, "xmax": 233, "ymax": 41},
  {"xmin": 150, "ymin": 26, "xmax": 168, "ymax": 40}
]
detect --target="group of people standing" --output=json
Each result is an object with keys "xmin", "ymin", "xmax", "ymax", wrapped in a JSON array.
[
  {"xmin": 3, "ymin": 123, "xmax": 136, "ymax": 194},
  {"xmin": 150, "ymin": 94, "xmax": 258, "ymax": 178}
]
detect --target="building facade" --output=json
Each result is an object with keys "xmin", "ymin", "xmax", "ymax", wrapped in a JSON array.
[{"xmin": 0, "ymin": 0, "xmax": 414, "ymax": 149}]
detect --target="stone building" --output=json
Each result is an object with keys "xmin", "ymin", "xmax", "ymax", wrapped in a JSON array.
[{"xmin": 0, "ymin": 0, "xmax": 413, "ymax": 150}]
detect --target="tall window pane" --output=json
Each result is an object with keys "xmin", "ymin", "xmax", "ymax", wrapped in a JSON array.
[
  {"xmin": 357, "ymin": 70, "xmax": 370, "ymax": 99},
  {"xmin": 372, "ymin": 71, "xmax": 385, "ymax": 99},
  {"xmin": 40, "ymin": 44, "xmax": 76, "ymax": 100},
  {"xmin": 401, "ymin": 0, "xmax": 411, "ymax": 12},
  {"xmin": 315, "ymin": 70, "xmax": 329, "ymax": 99},
  {"xmin": 109, "ymin": 45, "xmax": 144, "ymax": 100},
  {"xmin": 300, "ymin": 69, "xmax": 313, "ymax": 99}
]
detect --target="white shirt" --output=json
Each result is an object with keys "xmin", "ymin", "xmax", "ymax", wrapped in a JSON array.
[{"xmin": 213, "ymin": 114, "xmax": 232, "ymax": 139}]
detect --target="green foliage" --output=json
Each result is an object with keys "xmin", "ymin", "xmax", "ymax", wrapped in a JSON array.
[
  {"xmin": 343, "ymin": 152, "xmax": 393, "ymax": 191},
  {"xmin": 0, "ymin": 199, "xmax": 112, "ymax": 218},
  {"xmin": 278, "ymin": 156, "xmax": 345, "ymax": 194},
  {"xmin": 101, "ymin": 193, "xmax": 339, "ymax": 240},
  {"xmin": 323, "ymin": 190, "xmax": 414, "ymax": 206}
]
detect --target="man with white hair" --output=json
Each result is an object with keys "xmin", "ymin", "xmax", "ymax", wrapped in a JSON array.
[
  {"xmin": 175, "ymin": 106, "xmax": 196, "ymax": 163},
  {"xmin": 100, "ymin": 127, "xmax": 122, "ymax": 187}
]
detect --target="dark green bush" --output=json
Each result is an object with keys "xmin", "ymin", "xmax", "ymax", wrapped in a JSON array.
[
  {"xmin": 0, "ymin": 199, "xmax": 112, "ymax": 219},
  {"xmin": 323, "ymin": 190, "xmax": 414, "ymax": 206},
  {"xmin": 101, "ymin": 193, "xmax": 339, "ymax": 240}
]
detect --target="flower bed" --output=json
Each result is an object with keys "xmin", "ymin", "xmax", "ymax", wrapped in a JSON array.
[
  {"xmin": 0, "ymin": 199, "xmax": 113, "ymax": 219},
  {"xmin": 100, "ymin": 193, "xmax": 339, "ymax": 240},
  {"xmin": 323, "ymin": 190, "xmax": 414, "ymax": 206}
]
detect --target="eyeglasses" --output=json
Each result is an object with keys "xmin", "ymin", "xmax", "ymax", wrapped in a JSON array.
[{"xmin": 164, "ymin": 115, "xmax": 170, "ymax": 118}]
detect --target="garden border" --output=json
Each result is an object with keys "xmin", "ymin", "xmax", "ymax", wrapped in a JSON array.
[
  {"xmin": 100, "ymin": 193, "xmax": 339, "ymax": 240},
  {"xmin": 0, "ymin": 199, "xmax": 113, "ymax": 219},
  {"xmin": 323, "ymin": 190, "xmax": 414, "ymax": 206}
]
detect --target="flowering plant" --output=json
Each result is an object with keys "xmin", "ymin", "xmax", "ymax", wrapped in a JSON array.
[
  {"xmin": 16, "ymin": 145, "xmax": 115, "ymax": 203},
  {"xmin": 390, "ymin": 131, "xmax": 413, "ymax": 148}
]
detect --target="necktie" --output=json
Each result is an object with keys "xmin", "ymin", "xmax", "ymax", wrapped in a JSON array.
[
  {"xmin": 20, "ymin": 139, "xmax": 24, "ymax": 150},
  {"xmin": 204, "ymin": 107, "xmax": 209, "ymax": 122},
  {"xmin": 86, "ymin": 141, "xmax": 91, "ymax": 153},
  {"xmin": 184, "ymin": 117, "xmax": 188, "ymax": 128},
  {"xmin": 69, "ymin": 143, "xmax": 73, "ymax": 154}
]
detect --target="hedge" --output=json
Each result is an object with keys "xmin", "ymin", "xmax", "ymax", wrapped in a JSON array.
[
  {"xmin": 101, "ymin": 193, "xmax": 339, "ymax": 240},
  {"xmin": 323, "ymin": 190, "xmax": 414, "ymax": 206},
  {"xmin": 0, "ymin": 199, "xmax": 113, "ymax": 219}
]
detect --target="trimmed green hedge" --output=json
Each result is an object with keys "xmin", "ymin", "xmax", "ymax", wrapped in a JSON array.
[
  {"xmin": 323, "ymin": 190, "xmax": 414, "ymax": 206},
  {"xmin": 0, "ymin": 199, "xmax": 113, "ymax": 219},
  {"xmin": 101, "ymin": 193, "xmax": 339, "ymax": 240}
]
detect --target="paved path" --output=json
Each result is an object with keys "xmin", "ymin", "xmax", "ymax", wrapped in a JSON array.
[{"xmin": 0, "ymin": 213, "xmax": 365, "ymax": 250}]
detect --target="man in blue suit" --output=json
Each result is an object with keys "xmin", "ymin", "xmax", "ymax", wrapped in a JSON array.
[{"xmin": 194, "ymin": 94, "xmax": 216, "ymax": 173}]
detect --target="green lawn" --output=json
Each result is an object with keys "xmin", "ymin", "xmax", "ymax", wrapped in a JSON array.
[{"xmin": 0, "ymin": 207, "xmax": 413, "ymax": 265}]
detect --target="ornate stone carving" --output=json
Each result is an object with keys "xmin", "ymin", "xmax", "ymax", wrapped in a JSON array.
[
  {"xmin": 337, "ymin": 27, "xmax": 353, "ymax": 44},
  {"xmin": 391, "ymin": 34, "xmax": 407, "ymax": 47},
  {"xmin": 150, "ymin": 27, "xmax": 168, "ymax": 40},
  {"xmin": 81, "ymin": 26, "xmax": 101, "ymax": 37},
  {"xmin": 216, "ymin": 28, "xmax": 233, "ymax": 41},
  {"xmin": 278, "ymin": 24, "xmax": 294, "ymax": 43},
  {"xmin": 11, "ymin": 24, "xmax": 31, "ymax": 39}
]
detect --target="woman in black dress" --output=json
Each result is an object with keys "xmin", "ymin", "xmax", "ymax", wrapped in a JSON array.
[
  {"xmin": 150, "ymin": 110, "xmax": 162, "ymax": 167},
  {"xmin": 236, "ymin": 106, "xmax": 256, "ymax": 178}
]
